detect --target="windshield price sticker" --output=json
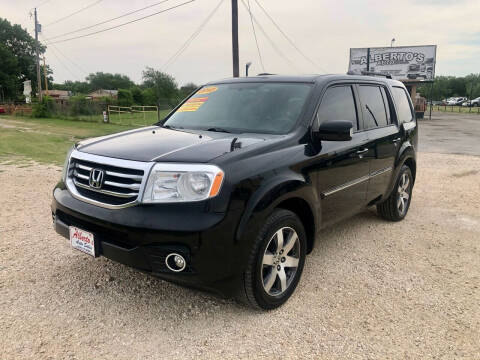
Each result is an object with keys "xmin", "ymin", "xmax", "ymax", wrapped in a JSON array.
[
  {"xmin": 178, "ymin": 96, "xmax": 209, "ymax": 112},
  {"xmin": 197, "ymin": 86, "xmax": 218, "ymax": 95}
]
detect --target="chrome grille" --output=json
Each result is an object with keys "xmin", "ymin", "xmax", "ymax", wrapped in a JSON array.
[{"xmin": 66, "ymin": 150, "xmax": 153, "ymax": 209}]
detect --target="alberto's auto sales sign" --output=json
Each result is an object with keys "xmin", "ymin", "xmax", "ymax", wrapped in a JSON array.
[{"xmin": 348, "ymin": 45, "xmax": 437, "ymax": 81}]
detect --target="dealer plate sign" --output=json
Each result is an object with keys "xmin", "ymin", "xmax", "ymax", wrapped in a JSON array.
[{"xmin": 69, "ymin": 226, "xmax": 96, "ymax": 257}]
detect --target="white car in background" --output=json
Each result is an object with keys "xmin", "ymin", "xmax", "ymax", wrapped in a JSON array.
[
  {"xmin": 462, "ymin": 97, "xmax": 480, "ymax": 107},
  {"xmin": 447, "ymin": 97, "xmax": 467, "ymax": 106}
]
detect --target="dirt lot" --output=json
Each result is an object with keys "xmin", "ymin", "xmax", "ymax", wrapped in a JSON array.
[
  {"xmin": 1, "ymin": 115, "xmax": 480, "ymax": 359},
  {"xmin": 419, "ymin": 111, "xmax": 480, "ymax": 156}
]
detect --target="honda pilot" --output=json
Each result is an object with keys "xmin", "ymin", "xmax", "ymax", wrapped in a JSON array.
[{"xmin": 52, "ymin": 74, "xmax": 418, "ymax": 309}]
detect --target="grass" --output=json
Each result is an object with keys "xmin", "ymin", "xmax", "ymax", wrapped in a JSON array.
[{"xmin": 0, "ymin": 115, "xmax": 162, "ymax": 165}]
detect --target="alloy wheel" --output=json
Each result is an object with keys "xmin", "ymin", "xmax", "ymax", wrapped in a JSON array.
[
  {"xmin": 397, "ymin": 173, "xmax": 411, "ymax": 215},
  {"xmin": 261, "ymin": 227, "xmax": 300, "ymax": 296}
]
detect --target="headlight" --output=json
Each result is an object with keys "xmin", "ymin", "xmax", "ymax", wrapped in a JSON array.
[
  {"xmin": 61, "ymin": 145, "xmax": 74, "ymax": 182},
  {"xmin": 142, "ymin": 163, "xmax": 224, "ymax": 203}
]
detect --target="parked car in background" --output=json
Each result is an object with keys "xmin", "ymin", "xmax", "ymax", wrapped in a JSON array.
[
  {"xmin": 442, "ymin": 97, "xmax": 454, "ymax": 105},
  {"xmin": 431, "ymin": 100, "xmax": 443, "ymax": 105},
  {"xmin": 447, "ymin": 97, "xmax": 467, "ymax": 106},
  {"xmin": 462, "ymin": 97, "xmax": 480, "ymax": 107}
]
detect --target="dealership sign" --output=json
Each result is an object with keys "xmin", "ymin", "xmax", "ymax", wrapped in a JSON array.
[{"xmin": 348, "ymin": 45, "xmax": 437, "ymax": 81}]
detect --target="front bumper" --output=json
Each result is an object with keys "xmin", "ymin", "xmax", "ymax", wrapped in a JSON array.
[{"xmin": 52, "ymin": 184, "xmax": 245, "ymax": 296}]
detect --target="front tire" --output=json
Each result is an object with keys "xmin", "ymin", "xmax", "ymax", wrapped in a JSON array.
[
  {"xmin": 377, "ymin": 165, "xmax": 413, "ymax": 221},
  {"xmin": 241, "ymin": 209, "xmax": 307, "ymax": 310}
]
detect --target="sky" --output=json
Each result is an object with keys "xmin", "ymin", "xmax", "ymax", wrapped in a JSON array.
[{"xmin": 2, "ymin": 0, "xmax": 480, "ymax": 86}]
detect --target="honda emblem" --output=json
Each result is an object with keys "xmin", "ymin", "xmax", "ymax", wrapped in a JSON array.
[{"xmin": 89, "ymin": 168, "xmax": 104, "ymax": 189}]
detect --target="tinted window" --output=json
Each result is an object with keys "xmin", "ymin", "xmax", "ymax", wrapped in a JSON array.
[
  {"xmin": 316, "ymin": 86, "xmax": 358, "ymax": 130},
  {"xmin": 164, "ymin": 82, "xmax": 312, "ymax": 134},
  {"xmin": 392, "ymin": 86, "xmax": 414, "ymax": 123},
  {"xmin": 380, "ymin": 87, "xmax": 393, "ymax": 124},
  {"xmin": 358, "ymin": 85, "xmax": 388, "ymax": 129}
]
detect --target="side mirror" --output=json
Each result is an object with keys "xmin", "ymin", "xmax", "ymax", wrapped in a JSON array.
[{"xmin": 313, "ymin": 120, "xmax": 353, "ymax": 142}]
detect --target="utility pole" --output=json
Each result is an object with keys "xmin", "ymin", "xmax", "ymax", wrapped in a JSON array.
[
  {"xmin": 43, "ymin": 56, "xmax": 49, "ymax": 95},
  {"xmin": 231, "ymin": 0, "xmax": 239, "ymax": 77},
  {"xmin": 34, "ymin": 8, "xmax": 42, "ymax": 101}
]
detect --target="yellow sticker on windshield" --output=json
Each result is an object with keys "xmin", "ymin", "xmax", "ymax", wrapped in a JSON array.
[
  {"xmin": 197, "ymin": 86, "xmax": 218, "ymax": 95},
  {"xmin": 177, "ymin": 96, "xmax": 208, "ymax": 112}
]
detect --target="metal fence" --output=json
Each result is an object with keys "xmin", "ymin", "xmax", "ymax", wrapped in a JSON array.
[
  {"xmin": 428, "ymin": 104, "xmax": 480, "ymax": 114},
  {"xmin": 107, "ymin": 105, "xmax": 159, "ymax": 126}
]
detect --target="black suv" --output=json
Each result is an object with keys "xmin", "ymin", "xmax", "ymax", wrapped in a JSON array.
[{"xmin": 52, "ymin": 74, "xmax": 417, "ymax": 309}]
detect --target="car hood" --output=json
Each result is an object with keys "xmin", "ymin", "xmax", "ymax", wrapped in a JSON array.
[{"xmin": 76, "ymin": 126, "xmax": 269, "ymax": 163}]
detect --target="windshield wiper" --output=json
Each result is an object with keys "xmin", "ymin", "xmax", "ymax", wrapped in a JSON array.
[
  {"xmin": 162, "ymin": 124, "xmax": 184, "ymax": 130},
  {"xmin": 206, "ymin": 127, "xmax": 231, "ymax": 133}
]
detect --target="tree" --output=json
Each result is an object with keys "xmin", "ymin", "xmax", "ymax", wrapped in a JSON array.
[
  {"xmin": 0, "ymin": 17, "xmax": 45, "ymax": 100},
  {"xmin": 130, "ymin": 86, "xmax": 143, "ymax": 105},
  {"xmin": 40, "ymin": 64, "xmax": 54, "ymax": 92},
  {"xmin": 179, "ymin": 82, "xmax": 198, "ymax": 100},
  {"xmin": 86, "ymin": 72, "xmax": 134, "ymax": 90},
  {"xmin": 417, "ymin": 74, "xmax": 480, "ymax": 100},
  {"xmin": 117, "ymin": 89, "xmax": 133, "ymax": 107},
  {"xmin": 0, "ymin": 43, "xmax": 19, "ymax": 100},
  {"xmin": 52, "ymin": 80, "xmax": 91, "ymax": 94},
  {"xmin": 141, "ymin": 87, "xmax": 157, "ymax": 106},
  {"xmin": 142, "ymin": 67, "xmax": 178, "ymax": 107}
]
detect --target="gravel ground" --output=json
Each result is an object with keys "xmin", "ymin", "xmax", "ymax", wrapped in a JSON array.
[{"xmin": 1, "ymin": 152, "xmax": 479, "ymax": 359}]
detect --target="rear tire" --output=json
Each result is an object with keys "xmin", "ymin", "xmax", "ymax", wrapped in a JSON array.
[
  {"xmin": 377, "ymin": 165, "xmax": 413, "ymax": 221},
  {"xmin": 240, "ymin": 209, "xmax": 306, "ymax": 310}
]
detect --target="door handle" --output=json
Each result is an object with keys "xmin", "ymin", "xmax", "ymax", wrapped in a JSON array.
[
  {"xmin": 392, "ymin": 137, "xmax": 401, "ymax": 143},
  {"xmin": 356, "ymin": 148, "xmax": 369, "ymax": 155}
]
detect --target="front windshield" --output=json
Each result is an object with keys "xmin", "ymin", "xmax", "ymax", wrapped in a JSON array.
[{"xmin": 163, "ymin": 82, "xmax": 312, "ymax": 134}]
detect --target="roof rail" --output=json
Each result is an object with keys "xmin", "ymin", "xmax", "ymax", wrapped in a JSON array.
[{"xmin": 359, "ymin": 71, "xmax": 392, "ymax": 79}]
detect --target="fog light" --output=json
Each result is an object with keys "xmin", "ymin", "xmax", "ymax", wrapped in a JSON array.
[
  {"xmin": 165, "ymin": 253, "xmax": 187, "ymax": 272},
  {"xmin": 174, "ymin": 255, "xmax": 185, "ymax": 268}
]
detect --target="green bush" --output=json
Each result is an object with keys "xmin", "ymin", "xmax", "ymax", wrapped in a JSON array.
[
  {"xmin": 69, "ymin": 95, "xmax": 91, "ymax": 117},
  {"xmin": 130, "ymin": 86, "xmax": 143, "ymax": 105},
  {"xmin": 118, "ymin": 89, "xmax": 133, "ymax": 107},
  {"xmin": 141, "ymin": 88, "xmax": 157, "ymax": 106},
  {"xmin": 32, "ymin": 96, "xmax": 56, "ymax": 118}
]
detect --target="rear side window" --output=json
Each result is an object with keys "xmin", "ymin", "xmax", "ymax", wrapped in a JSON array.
[
  {"xmin": 392, "ymin": 86, "xmax": 414, "ymax": 123},
  {"xmin": 317, "ymin": 85, "xmax": 358, "ymax": 130},
  {"xmin": 358, "ymin": 85, "xmax": 388, "ymax": 129}
]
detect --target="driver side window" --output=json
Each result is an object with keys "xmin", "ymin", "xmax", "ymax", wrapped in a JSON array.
[{"xmin": 316, "ymin": 85, "xmax": 358, "ymax": 131}]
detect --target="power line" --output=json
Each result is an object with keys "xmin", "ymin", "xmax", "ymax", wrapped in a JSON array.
[
  {"xmin": 252, "ymin": 0, "xmax": 326, "ymax": 73},
  {"xmin": 44, "ymin": 40, "xmax": 83, "ymax": 81},
  {"xmin": 240, "ymin": 0, "xmax": 298, "ymax": 71},
  {"xmin": 44, "ymin": 0, "xmax": 103, "ymax": 27},
  {"xmin": 30, "ymin": 0, "xmax": 52, "ymax": 11},
  {"xmin": 44, "ymin": 0, "xmax": 172, "ymax": 42},
  {"xmin": 41, "ymin": 33, "xmax": 88, "ymax": 78},
  {"xmin": 46, "ymin": 0, "xmax": 195, "ymax": 45},
  {"xmin": 162, "ymin": 0, "xmax": 225, "ymax": 70},
  {"xmin": 246, "ymin": 0, "xmax": 265, "ymax": 72}
]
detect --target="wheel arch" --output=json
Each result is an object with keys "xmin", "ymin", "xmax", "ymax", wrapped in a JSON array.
[
  {"xmin": 403, "ymin": 157, "xmax": 416, "ymax": 184},
  {"xmin": 384, "ymin": 144, "xmax": 416, "ymax": 198},
  {"xmin": 235, "ymin": 178, "xmax": 320, "ymax": 254},
  {"xmin": 275, "ymin": 197, "xmax": 316, "ymax": 254}
]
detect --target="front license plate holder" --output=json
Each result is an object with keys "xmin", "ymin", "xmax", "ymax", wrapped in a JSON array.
[{"xmin": 69, "ymin": 226, "xmax": 96, "ymax": 257}]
